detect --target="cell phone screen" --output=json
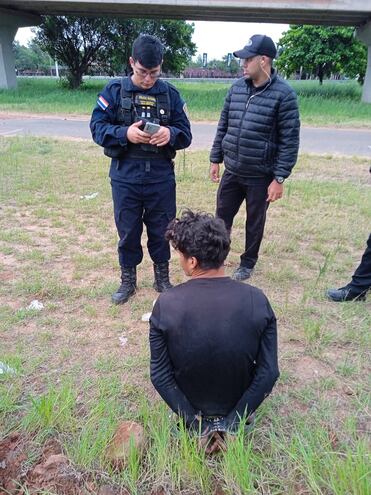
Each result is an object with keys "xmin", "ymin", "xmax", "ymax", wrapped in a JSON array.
[{"xmin": 143, "ymin": 122, "xmax": 160, "ymax": 135}]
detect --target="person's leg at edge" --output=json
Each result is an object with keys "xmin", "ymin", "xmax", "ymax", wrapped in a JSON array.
[{"xmin": 327, "ymin": 233, "xmax": 371, "ymax": 302}]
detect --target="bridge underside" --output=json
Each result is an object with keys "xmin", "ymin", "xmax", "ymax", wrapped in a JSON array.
[{"xmin": 0, "ymin": 1, "xmax": 370, "ymax": 26}]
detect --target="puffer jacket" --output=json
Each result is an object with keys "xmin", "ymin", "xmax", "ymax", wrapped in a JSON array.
[{"xmin": 210, "ymin": 70, "xmax": 300, "ymax": 178}]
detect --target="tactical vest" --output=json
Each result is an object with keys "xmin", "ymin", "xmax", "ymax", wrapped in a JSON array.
[{"xmin": 104, "ymin": 77, "xmax": 174, "ymax": 160}]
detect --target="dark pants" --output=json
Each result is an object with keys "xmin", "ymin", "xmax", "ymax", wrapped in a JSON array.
[
  {"xmin": 111, "ymin": 178, "xmax": 176, "ymax": 268},
  {"xmin": 216, "ymin": 171, "xmax": 271, "ymax": 269},
  {"xmin": 348, "ymin": 234, "xmax": 371, "ymax": 295}
]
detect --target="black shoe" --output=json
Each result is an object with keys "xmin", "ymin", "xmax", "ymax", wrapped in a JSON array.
[
  {"xmin": 111, "ymin": 266, "xmax": 137, "ymax": 304},
  {"xmin": 326, "ymin": 286, "xmax": 366, "ymax": 302},
  {"xmin": 153, "ymin": 262, "xmax": 173, "ymax": 293},
  {"xmin": 231, "ymin": 265, "xmax": 254, "ymax": 281}
]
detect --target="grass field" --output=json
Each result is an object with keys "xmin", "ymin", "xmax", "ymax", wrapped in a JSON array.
[
  {"xmin": 0, "ymin": 78, "xmax": 371, "ymax": 127},
  {"xmin": 0, "ymin": 136, "xmax": 370, "ymax": 494}
]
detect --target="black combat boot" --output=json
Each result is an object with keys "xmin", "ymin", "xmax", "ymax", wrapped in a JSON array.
[
  {"xmin": 153, "ymin": 262, "xmax": 173, "ymax": 293},
  {"xmin": 111, "ymin": 266, "xmax": 137, "ymax": 304}
]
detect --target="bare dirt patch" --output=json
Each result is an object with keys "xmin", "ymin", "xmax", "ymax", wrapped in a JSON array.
[
  {"xmin": 291, "ymin": 355, "xmax": 334, "ymax": 383},
  {"xmin": 0, "ymin": 434, "xmax": 129, "ymax": 495}
]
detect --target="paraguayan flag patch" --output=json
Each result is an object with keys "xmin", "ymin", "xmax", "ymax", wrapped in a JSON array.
[{"xmin": 97, "ymin": 95, "xmax": 109, "ymax": 111}]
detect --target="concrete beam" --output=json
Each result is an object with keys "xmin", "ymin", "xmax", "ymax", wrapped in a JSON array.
[
  {"xmin": 0, "ymin": 9, "xmax": 41, "ymax": 88},
  {"xmin": 0, "ymin": 1, "xmax": 370, "ymax": 26},
  {"xmin": 357, "ymin": 22, "xmax": 371, "ymax": 104}
]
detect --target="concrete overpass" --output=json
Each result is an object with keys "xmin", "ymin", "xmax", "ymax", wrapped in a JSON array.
[{"xmin": 0, "ymin": 1, "xmax": 371, "ymax": 101}]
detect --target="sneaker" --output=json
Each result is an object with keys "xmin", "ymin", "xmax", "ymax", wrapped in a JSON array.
[
  {"xmin": 326, "ymin": 287, "xmax": 366, "ymax": 302},
  {"xmin": 231, "ymin": 266, "xmax": 254, "ymax": 281}
]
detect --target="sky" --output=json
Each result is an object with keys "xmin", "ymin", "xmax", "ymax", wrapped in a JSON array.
[{"xmin": 15, "ymin": 21, "xmax": 289, "ymax": 60}]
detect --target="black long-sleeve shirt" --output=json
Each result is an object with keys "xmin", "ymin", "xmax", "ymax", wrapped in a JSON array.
[{"xmin": 149, "ymin": 277, "xmax": 279, "ymax": 427}]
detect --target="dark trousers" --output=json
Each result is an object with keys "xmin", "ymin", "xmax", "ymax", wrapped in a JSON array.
[
  {"xmin": 349, "ymin": 233, "xmax": 371, "ymax": 295},
  {"xmin": 216, "ymin": 171, "xmax": 271, "ymax": 269},
  {"xmin": 111, "ymin": 178, "xmax": 176, "ymax": 268}
]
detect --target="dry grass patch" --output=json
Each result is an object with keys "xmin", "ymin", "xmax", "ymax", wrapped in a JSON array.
[{"xmin": 0, "ymin": 136, "xmax": 370, "ymax": 494}]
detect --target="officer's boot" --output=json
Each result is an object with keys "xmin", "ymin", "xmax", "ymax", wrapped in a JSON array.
[
  {"xmin": 111, "ymin": 266, "xmax": 137, "ymax": 305},
  {"xmin": 153, "ymin": 262, "xmax": 173, "ymax": 293}
]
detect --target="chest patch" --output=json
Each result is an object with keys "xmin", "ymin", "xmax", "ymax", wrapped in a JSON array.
[{"xmin": 135, "ymin": 94, "xmax": 157, "ymax": 107}]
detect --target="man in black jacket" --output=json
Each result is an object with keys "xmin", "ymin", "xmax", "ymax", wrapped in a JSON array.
[{"xmin": 210, "ymin": 34, "xmax": 300, "ymax": 281}]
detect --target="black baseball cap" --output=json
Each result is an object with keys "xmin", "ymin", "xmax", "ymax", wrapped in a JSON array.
[
  {"xmin": 132, "ymin": 35, "xmax": 164, "ymax": 68},
  {"xmin": 233, "ymin": 34, "xmax": 277, "ymax": 59}
]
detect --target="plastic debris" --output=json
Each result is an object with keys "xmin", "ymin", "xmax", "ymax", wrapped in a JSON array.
[
  {"xmin": 141, "ymin": 299, "xmax": 157, "ymax": 321},
  {"xmin": 119, "ymin": 336, "xmax": 128, "ymax": 347},
  {"xmin": 0, "ymin": 362, "xmax": 16, "ymax": 375},
  {"xmin": 27, "ymin": 300, "xmax": 44, "ymax": 311},
  {"xmin": 141, "ymin": 312, "xmax": 152, "ymax": 322},
  {"xmin": 80, "ymin": 192, "xmax": 99, "ymax": 200}
]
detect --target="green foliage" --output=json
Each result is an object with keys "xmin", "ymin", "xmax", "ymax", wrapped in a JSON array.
[
  {"xmin": 13, "ymin": 40, "xmax": 52, "ymax": 73},
  {"xmin": 35, "ymin": 16, "xmax": 115, "ymax": 89},
  {"xmin": 34, "ymin": 16, "xmax": 196, "ymax": 88},
  {"xmin": 1, "ymin": 78, "xmax": 370, "ymax": 125},
  {"xmin": 22, "ymin": 381, "xmax": 76, "ymax": 436},
  {"xmin": 95, "ymin": 18, "xmax": 196, "ymax": 76},
  {"xmin": 277, "ymin": 26, "xmax": 367, "ymax": 84}
]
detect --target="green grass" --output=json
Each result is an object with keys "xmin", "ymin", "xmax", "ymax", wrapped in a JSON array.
[
  {"xmin": 0, "ymin": 136, "xmax": 370, "ymax": 493},
  {"xmin": 0, "ymin": 77, "xmax": 370, "ymax": 126}
]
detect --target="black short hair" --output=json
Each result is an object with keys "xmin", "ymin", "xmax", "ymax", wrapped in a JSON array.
[
  {"xmin": 132, "ymin": 34, "xmax": 164, "ymax": 69},
  {"xmin": 165, "ymin": 210, "xmax": 231, "ymax": 270}
]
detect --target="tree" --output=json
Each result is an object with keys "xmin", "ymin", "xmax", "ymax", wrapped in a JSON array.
[
  {"xmin": 35, "ymin": 16, "xmax": 116, "ymax": 88},
  {"xmin": 35, "ymin": 16, "xmax": 196, "ymax": 88},
  {"xmin": 13, "ymin": 40, "xmax": 52, "ymax": 73},
  {"xmin": 100, "ymin": 19, "xmax": 196, "ymax": 76},
  {"xmin": 277, "ymin": 25, "xmax": 367, "ymax": 84}
]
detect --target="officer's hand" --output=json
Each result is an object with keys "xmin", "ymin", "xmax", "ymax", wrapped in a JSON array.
[
  {"xmin": 127, "ymin": 120, "xmax": 151, "ymax": 144},
  {"xmin": 267, "ymin": 179, "xmax": 284, "ymax": 202},
  {"xmin": 149, "ymin": 126, "xmax": 171, "ymax": 147},
  {"xmin": 210, "ymin": 163, "xmax": 220, "ymax": 183}
]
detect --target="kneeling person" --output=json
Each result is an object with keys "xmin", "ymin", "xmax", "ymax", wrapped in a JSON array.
[{"xmin": 150, "ymin": 210, "xmax": 279, "ymax": 443}]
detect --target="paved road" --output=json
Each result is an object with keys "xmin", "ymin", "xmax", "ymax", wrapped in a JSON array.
[{"xmin": 1, "ymin": 114, "xmax": 371, "ymax": 157}]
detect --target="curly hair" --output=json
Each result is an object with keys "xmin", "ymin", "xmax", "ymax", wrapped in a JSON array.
[{"xmin": 165, "ymin": 210, "xmax": 230, "ymax": 270}]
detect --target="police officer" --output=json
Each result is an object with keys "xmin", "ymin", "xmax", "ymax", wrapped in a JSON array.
[{"xmin": 90, "ymin": 35, "xmax": 192, "ymax": 304}]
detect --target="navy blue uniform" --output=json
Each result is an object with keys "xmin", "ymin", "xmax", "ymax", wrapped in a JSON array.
[{"xmin": 90, "ymin": 77, "xmax": 192, "ymax": 267}]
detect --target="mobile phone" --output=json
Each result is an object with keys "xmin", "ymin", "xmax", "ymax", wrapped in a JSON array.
[{"xmin": 143, "ymin": 122, "xmax": 161, "ymax": 135}]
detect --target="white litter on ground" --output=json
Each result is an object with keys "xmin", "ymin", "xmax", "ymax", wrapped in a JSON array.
[
  {"xmin": 141, "ymin": 299, "xmax": 157, "ymax": 322},
  {"xmin": 27, "ymin": 300, "xmax": 44, "ymax": 311},
  {"xmin": 119, "ymin": 336, "xmax": 128, "ymax": 347},
  {"xmin": 80, "ymin": 192, "xmax": 99, "ymax": 200},
  {"xmin": 0, "ymin": 362, "xmax": 16, "ymax": 375}
]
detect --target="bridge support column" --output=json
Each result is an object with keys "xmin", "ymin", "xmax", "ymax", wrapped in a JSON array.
[
  {"xmin": 357, "ymin": 22, "xmax": 371, "ymax": 103},
  {"xmin": 0, "ymin": 9, "xmax": 40, "ymax": 89},
  {"xmin": 0, "ymin": 25, "xmax": 18, "ymax": 89}
]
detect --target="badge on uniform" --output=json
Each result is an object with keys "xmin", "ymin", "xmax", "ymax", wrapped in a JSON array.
[
  {"xmin": 97, "ymin": 95, "xmax": 109, "ymax": 111},
  {"xmin": 135, "ymin": 94, "xmax": 156, "ymax": 107}
]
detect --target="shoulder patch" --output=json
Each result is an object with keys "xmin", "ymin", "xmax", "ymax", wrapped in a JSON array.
[{"xmin": 97, "ymin": 95, "xmax": 109, "ymax": 111}]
